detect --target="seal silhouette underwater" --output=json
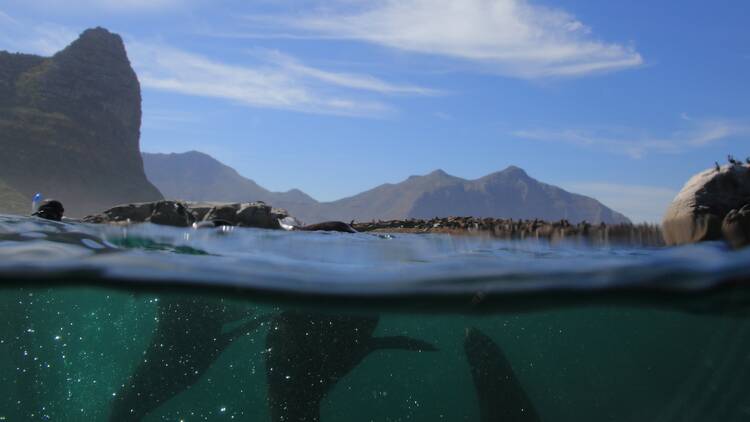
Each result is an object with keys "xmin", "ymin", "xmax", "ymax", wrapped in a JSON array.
[
  {"xmin": 464, "ymin": 327, "xmax": 541, "ymax": 422},
  {"xmin": 109, "ymin": 297, "xmax": 268, "ymax": 421},
  {"xmin": 264, "ymin": 311, "xmax": 438, "ymax": 422}
]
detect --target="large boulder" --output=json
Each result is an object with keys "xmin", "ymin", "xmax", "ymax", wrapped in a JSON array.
[{"xmin": 663, "ymin": 163, "xmax": 750, "ymax": 246}]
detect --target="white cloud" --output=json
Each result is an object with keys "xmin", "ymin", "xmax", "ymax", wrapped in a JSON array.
[
  {"xmin": 269, "ymin": 0, "xmax": 643, "ymax": 78},
  {"xmin": 0, "ymin": 13, "xmax": 78, "ymax": 55},
  {"xmin": 128, "ymin": 42, "xmax": 422, "ymax": 116},
  {"xmin": 5, "ymin": 0, "xmax": 185, "ymax": 13},
  {"xmin": 265, "ymin": 51, "xmax": 441, "ymax": 95},
  {"xmin": 513, "ymin": 118, "xmax": 750, "ymax": 158},
  {"xmin": 561, "ymin": 182, "xmax": 678, "ymax": 224}
]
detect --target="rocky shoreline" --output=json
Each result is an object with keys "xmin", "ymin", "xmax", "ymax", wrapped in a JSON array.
[{"xmin": 78, "ymin": 199, "xmax": 664, "ymax": 246}]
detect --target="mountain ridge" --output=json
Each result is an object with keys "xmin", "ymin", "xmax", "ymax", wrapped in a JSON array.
[{"xmin": 142, "ymin": 151, "xmax": 631, "ymax": 224}]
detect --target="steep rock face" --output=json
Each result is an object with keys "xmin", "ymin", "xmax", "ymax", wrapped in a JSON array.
[{"xmin": 0, "ymin": 27, "xmax": 162, "ymax": 217}]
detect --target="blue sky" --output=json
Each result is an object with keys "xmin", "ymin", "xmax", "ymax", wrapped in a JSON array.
[{"xmin": 1, "ymin": 0, "xmax": 749, "ymax": 223}]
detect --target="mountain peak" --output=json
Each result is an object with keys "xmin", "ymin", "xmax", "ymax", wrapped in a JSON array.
[
  {"xmin": 501, "ymin": 165, "xmax": 528, "ymax": 177},
  {"xmin": 428, "ymin": 169, "xmax": 450, "ymax": 177},
  {"xmin": 56, "ymin": 27, "xmax": 127, "ymax": 61}
]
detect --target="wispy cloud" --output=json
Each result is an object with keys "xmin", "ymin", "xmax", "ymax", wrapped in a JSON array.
[
  {"xmin": 4, "ymin": 0, "xmax": 186, "ymax": 13},
  {"xmin": 265, "ymin": 51, "xmax": 441, "ymax": 96},
  {"xmin": 561, "ymin": 182, "xmax": 678, "ymax": 223},
  {"xmin": 0, "ymin": 13, "xmax": 78, "ymax": 55},
  {"xmin": 262, "ymin": 0, "xmax": 643, "ymax": 78},
  {"xmin": 513, "ymin": 118, "xmax": 750, "ymax": 158},
  {"xmin": 128, "ymin": 42, "xmax": 430, "ymax": 116}
]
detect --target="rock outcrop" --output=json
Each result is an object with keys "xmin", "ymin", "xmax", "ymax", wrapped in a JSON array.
[
  {"xmin": 663, "ymin": 163, "xmax": 750, "ymax": 247},
  {"xmin": 83, "ymin": 201, "xmax": 289, "ymax": 229},
  {"xmin": 0, "ymin": 27, "xmax": 163, "ymax": 217}
]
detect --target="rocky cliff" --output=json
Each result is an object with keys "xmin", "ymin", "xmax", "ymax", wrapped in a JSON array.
[{"xmin": 0, "ymin": 27, "xmax": 163, "ymax": 217}]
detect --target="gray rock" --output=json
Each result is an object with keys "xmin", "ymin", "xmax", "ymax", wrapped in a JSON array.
[
  {"xmin": 663, "ymin": 163, "xmax": 750, "ymax": 246},
  {"xmin": 202, "ymin": 203, "xmax": 241, "ymax": 224},
  {"xmin": 83, "ymin": 200, "xmax": 195, "ymax": 227},
  {"xmin": 150, "ymin": 201, "xmax": 195, "ymax": 227},
  {"xmin": 722, "ymin": 204, "xmax": 750, "ymax": 249}
]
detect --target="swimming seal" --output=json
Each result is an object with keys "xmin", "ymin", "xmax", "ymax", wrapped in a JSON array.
[
  {"xmin": 109, "ymin": 297, "xmax": 268, "ymax": 421},
  {"xmin": 265, "ymin": 312, "xmax": 437, "ymax": 422},
  {"xmin": 299, "ymin": 221, "xmax": 357, "ymax": 233},
  {"xmin": 31, "ymin": 199, "xmax": 64, "ymax": 221},
  {"xmin": 463, "ymin": 327, "xmax": 541, "ymax": 422}
]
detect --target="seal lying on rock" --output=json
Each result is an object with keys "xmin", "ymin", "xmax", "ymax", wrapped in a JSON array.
[
  {"xmin": 464, "ymin": 327, "xmax": 541, "ymax": 422},
  {"xmin": 265, "ymin": 312, "xmax": 437, "ymax": 422},
  {"xmin": 109, "ymin": 297, "xmax": 268, "ymax": 421},
  {"xmin": 663, "ymin": 162, "xmax": 750, "ymax": 246}
]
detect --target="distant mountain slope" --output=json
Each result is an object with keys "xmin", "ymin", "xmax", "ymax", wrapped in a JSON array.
[
  {"xmin": 0, "ymin": 27, "xmax": 163, "ymax": 217},
  {"xmin": 305, "ymin": 167, "xmax": 631, "ymax": 224},
  {"xmin": 143, "ymin": 151, "xmax": 630, "ymax": 224},
  {"xmin": 142, "ymin": 151, "xmax": 317, "ymax": 210},
  {"xmin": 0, "ymin": 179, "xmax": 28, "ymax": 216}
]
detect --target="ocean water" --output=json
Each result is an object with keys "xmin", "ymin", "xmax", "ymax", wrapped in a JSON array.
[{"xmin": 1, "ymin": 214, "xmax": 749, "ymax": 421}]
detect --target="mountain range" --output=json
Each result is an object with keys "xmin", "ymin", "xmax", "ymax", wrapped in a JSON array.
[{"xmin": 143, "ymin": 151, "xmax": 631, "ymax": 224}]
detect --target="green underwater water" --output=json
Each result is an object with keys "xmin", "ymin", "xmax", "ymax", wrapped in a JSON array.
[{"xmin": 1, "ymin": 286, "xmax": 749, "ymax": 422}]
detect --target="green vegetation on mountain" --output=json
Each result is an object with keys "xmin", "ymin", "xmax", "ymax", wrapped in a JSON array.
[{"xmin": 0, "ymin": 179, "xmax": 28, "ymax": 215}]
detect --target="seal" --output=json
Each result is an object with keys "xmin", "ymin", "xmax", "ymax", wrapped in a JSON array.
[
  {"xmin": 265, "ymin": 312, "xmax": 437, "ymax": 422},
  {"xmin": 31, "ymin": 199, "xmax": 64, "ymax": 221},
  {"xmin": 109, "ymin": 297, "xmax": 268, "ymax": 421},
  {"xmin": 299, "ymin": 221, "xmax": 358, "ymax": 233},
  {"xmin": 464, "ymin": 327, "xmax": 541, "ymax": 422}
]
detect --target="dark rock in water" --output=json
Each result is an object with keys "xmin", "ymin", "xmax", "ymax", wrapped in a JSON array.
[
  {"xmin": 663, "ymin": 163, "xmax": 750, "ymax": 246},
  {"xmin": 109, "ymin": 297, "xmax": 267, "ymax": 421},
  {"xmin": 150, "ymin": 201, "xmax": 194, "ymax": 227},
  {"xmin": 0, "ymin": 27, "xmax": 163, "ymax": 217},
  {"xmin": 299, "ymin": 221, "xmax": 357, "ymax": 233},
  {"xmin": 83, "ymin": 200, "xmax": 194, "ymax": 227},
  {"xmin": 464, "ymin": 327, "xmax": 541, "ymax": 422},
  {"xmin": 200, "ymin": 201, "xmax": 287, "ymax": 229},
  {"xmin": 722, "ymin": 204, "xmax": 750, "ymax": 249},
  {"xmin": 236, "ymin": 202, "xmax": 284, "ymax": 228},
  {"xmin": 84, "ymin": 200, "xmax": 289, "ymax": 229},
  {"xmin": 265, "ymin": 312, "xmax": 437, "ymax": 422},
  {"xmin": 31, "ymin": 199, "xmax": 64, "ymax": 221},
  {"xmin": 202, "ymin": 203, "xmax": 241, "ymax": 223}
]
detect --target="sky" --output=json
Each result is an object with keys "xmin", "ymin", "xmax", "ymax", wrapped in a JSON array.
[{"xmin": 1, "ymin": 0, "xmax": 749, "ymax": 223}]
